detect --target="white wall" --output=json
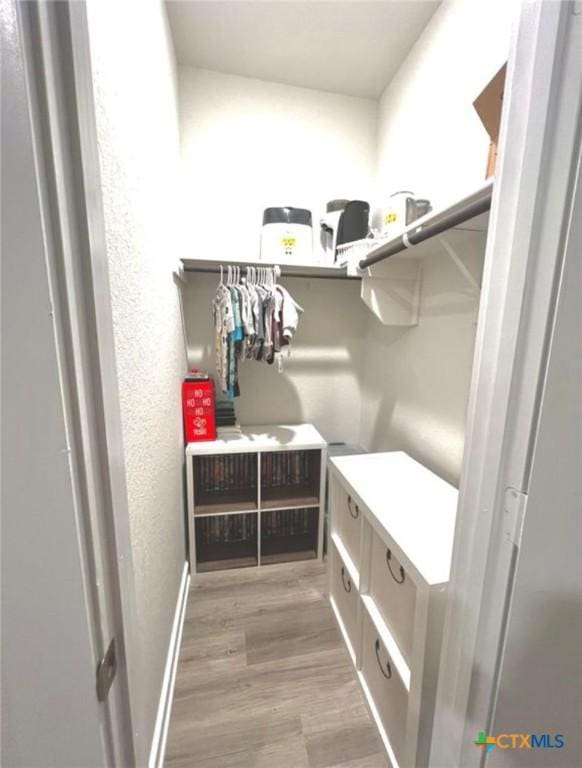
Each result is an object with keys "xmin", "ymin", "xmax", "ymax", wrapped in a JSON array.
[
  {"xmin": 375, "ymin": 0, "xmax": 518, "ymax": 210},
  {"xmin": 178, "ymin": 67, "xmax": 377, "ymax": 263},
  {"xmin": 178, "ymin": 67, "xmax": 377, "ymax": 445},
  {"xmin": 361, "ymin": 0, "xmax": 518, "ymax": 484},
  {"xmin": 86, "ymin": 0, "xmax": 186, "ymax": 763},
  {"xmin": 360, "ymin": 232, "xmax": 486, "ymax": 485},
  {"xmin": 184, "ymin": 273, "xmax": 368, "ymax": 445}
]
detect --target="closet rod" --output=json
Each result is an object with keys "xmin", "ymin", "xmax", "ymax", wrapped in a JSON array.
[
  {"xmin": 181, "ymin": 261, "xmax": 360, "ymax": 281},
  {"xmin": 358, "ymin": 186, "xmax": 493, "ymax": 270}
]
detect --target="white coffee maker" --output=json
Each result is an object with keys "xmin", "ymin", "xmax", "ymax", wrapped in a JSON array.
[{"xmin": 373, "ymin": 191, "xmax": 432, "ymax": 239}]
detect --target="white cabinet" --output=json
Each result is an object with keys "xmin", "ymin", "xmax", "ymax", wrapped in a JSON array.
[{"xmin": 328, "ymin": 451, "xmax": 458, "ymax": 768}]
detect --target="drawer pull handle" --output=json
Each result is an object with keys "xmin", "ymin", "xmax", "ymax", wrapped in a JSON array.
[
  {"xmin": 375, "ymin": 639, "xmax": 392, "ymax": 679},
  {"xmin": 341, "ymin": 566, "xmax": 352, "ymax": 593},
  {"xmin": 386, "ymin": 549, "xmax": 405, "ymax": 584},
  {"xmin": 347, "ymin": 495, "xmax": 360, "ymax": 519}
]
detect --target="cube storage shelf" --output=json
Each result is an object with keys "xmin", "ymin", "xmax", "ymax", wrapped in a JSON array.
[
  {"xmin": 186, "ymin": 424, "xmax": 327, "ymax": 573},
  {"xmin": 195, "ymin": 513, "xmax": 257, "ymax": 572}
]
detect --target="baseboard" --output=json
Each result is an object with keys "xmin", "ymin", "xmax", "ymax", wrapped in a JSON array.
[{"xmin": 148, "ymin": 561, "xmax": 190, "ymax": 768}]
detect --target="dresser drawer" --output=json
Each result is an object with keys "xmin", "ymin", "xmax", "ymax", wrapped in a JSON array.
[
  {"xmin": 369, "ymin": 528, "xmax": 416, "ymax": 663},
  {"xmin": 331, "ymin": 476, "xmax": 362, "ymax": 569},
  {"xmin": 330, "ymin": 540, "xmax": 359, "ymax": 652},
  {"xmin": 362, "ymin": 609, "xmax": 408, "ymax": 767}
]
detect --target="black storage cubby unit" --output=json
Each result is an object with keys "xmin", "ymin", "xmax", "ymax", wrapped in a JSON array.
[
  {"xmin": 260, "ymin": 450, "xmax": 321, "ymax": 509},
  {"xmin": 193, "ymin": 453, "xmax": 258, "ymax": 515},
  {"xmin": 195, "ymin": 513, "xmax": 258, "ymax": 572},
  {"xmin": 260, "ymin": 507, "xmax": 319, "ymax": 565}
]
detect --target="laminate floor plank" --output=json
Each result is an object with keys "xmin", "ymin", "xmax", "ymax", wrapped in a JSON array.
[
  {"xmin": 326, "ymin": 755, "xmax": 390, "ymax": 768},
  {"xmin": 185, "ymin": 583, "xmax": 327, "ymax": 640},
  {"xmin": 301, "ymin": 699, "xmax": 384, "ymax": 768},
  {"xmin": 165, "ymin": 710, "xmax": 302, "ymax": 759},
  {"xmin": 245, "ymin": 601, "xmax": 341, "ymax": 665},
  {"xmin": 299, "ymin": 698, "xmax": 372, "ymax": 735},
  {"xmin": 165, "ymin": 562, "xmax": 387, "ymax": 768},
  {"xmin": 171, "ymin": 647, "xmax": 356, "ymax": 724},
  {"xmin": 173, "ymin": 630, "xmax": 246, "ymax": 681},
  {"xmin": 304, "ymin": 722, "xmax": 383, "ymax": 768},
  {"xmin": 166, "ymin": 735, "xmax": 310, "ymax": 768},
  {"xmin": 187, "ymin": 561, "xmax": 323, "ymax": 606}
]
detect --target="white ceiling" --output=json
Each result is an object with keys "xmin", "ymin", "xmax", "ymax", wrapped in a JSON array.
[{"xmin": 166, "ymin": 1, "xmax": 440, "ymax": 99}]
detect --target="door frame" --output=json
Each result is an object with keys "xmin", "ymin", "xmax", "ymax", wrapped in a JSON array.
[
  {"xmin": 430, "ymin": 2, "xmax": 582, "ymax": 765},
  {"xmin": 16, "ymin": 1, "xmax": 139, "ymax": 763}
]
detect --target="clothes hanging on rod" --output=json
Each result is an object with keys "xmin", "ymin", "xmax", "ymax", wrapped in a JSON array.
[{"xmin": 213, "ymin": 265, "xmax": 304, "ymax": 399}]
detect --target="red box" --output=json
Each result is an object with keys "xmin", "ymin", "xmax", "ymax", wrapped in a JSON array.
[{"xmin": 182, "ymin": 375, "xmax": 216, "ymax": 442}]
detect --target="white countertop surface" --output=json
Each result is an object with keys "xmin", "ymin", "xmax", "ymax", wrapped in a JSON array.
[
  {"xmin": 186, "ymin": 423, "xmax": 326, "ymax": 455},
  {"xmin": 330, "ymin": 451, "xmax": 458, "ymax": 585}
]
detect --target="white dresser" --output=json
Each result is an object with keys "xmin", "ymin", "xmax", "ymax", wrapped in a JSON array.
[{"xmin": 328, "ymin": 452, "xmax": 458, "ymax": 768}]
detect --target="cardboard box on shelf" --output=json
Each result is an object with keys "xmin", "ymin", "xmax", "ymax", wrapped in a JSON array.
[{"xmin": 473, "ymin": 63, "xmax": 507, "ymax": 178}]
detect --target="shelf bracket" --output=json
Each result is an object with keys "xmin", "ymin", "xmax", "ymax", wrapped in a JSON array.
[{"xmin": 437, "ymin": 235, "xmax": 480, "ymax": 294}]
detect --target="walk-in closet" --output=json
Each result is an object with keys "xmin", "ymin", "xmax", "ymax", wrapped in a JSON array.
[
  {"xmin": 5, "ymin": 1, "xmax": 580, "ymax": 767},
  {"xmin": 165, "ymin": 2, "xmax": 505, "ymax": 765}
]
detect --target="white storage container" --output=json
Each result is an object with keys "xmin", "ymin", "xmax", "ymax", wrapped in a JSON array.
[{"xmin": 260, "ymin": 206, "xmax": 313, "ymax": 263}]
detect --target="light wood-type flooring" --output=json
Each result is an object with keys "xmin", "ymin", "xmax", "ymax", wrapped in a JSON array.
[{"xmin": 165, "ymin": 561, "xmax": 387, "ymax": 767}]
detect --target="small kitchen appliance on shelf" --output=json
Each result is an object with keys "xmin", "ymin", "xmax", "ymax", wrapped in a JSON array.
[
  {"xmin": 320, "ymin": 199, "xmax": 370, "ymax": 264},
  {"xmin": 372, "ymin": 191, "xmax": 432, "ymax": 240},
  {"xmin": 260, "ymin": 206, "xmax": 313, "ymax": 263}
]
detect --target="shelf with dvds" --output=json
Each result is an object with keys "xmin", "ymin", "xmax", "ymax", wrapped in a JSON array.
[
  {"xmin": 260, "ymin": 450, "xmax": 321, "ymax": 510},
  {"xmin": 193, "ymin": 453, "xmax": 258, "ymax": 515},
  {"xmin": 260, "ymin": 507, "xmax": 319, "ymax": 565},
  {"xmin": 195, "ymin": 513, "xmax": 258, "ymax": 572},
  {"xmin": 186, "ymin": 424, "xmax": 327, "ymax": 573}
]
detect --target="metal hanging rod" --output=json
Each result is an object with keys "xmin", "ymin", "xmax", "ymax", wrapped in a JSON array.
[
  {"xmin": 180, "ymin": 258, "xmax": 360, "ymax": 280},
  {"xmin": 358, "ymin": 184, "xmax": 493, "ymax": 270}
]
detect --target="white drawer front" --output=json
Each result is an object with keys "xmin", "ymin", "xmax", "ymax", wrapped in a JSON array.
[
  {"xmin": 362, "ymin": 609, "xmax": 408, "ymax": 767},
  {"xmin": 331, "ymin": 476, "xmax": 362, "ymax": 569},
  {"xmin": 369, "ymin": 528, "xmax": 416, "ymax": 664},
  {"xmin": 330, "ymin": 540, "xmax": 359, "ymax": 651}
]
